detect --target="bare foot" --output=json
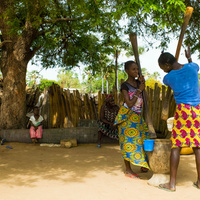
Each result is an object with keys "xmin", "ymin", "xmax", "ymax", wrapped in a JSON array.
[
  {"xmin": 125, "ymin": 169, "xmax": 138, "ymax": 176},
  {"xmin": 159, "ymin": 183, "xmax": 176, "ymax": 192},
  {"xmin": 125, "ymin": 173, "xmax": 140, "ymax": 179},
  {"xmin": 193, "ymin": 181, "xmax": 200, "ymax": 189}
]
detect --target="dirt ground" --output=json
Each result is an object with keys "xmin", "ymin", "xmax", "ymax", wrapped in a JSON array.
[{"xmin": 0, "ymin": 142, "xmax": 199, "ymax": 200}]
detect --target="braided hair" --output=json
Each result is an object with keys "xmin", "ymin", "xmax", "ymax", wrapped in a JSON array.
[{"xmin": 158, "ymin": 51, "xmax": 177, "ymax": 66}]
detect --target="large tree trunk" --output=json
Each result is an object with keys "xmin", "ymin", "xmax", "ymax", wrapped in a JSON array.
[
  {"xmin": 0, "ymin": 24, "xmax": 34, "ymax": 129},
  {"xmin": 0, "ymin": 0, "xmax": 37, "ymax": 129},
  {"xmin": 0, "ymin": 52, "xmax": 28, "ymax": 129}
]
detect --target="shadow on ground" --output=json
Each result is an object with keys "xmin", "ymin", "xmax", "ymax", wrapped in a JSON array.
[
  {"xmin": 0, "ymin": 143, "xmax": 125, "ymax": 187},
  {"xmin": 176, "ymin": 154, "xmax": 197, "ymax": 185},
  {"xmin": 0, "ymin": 142, "xmax": 197, "ymax": 188}
]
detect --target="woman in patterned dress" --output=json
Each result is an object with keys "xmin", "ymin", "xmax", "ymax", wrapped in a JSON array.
[
  {"xmin": 97, "ymin": 96, "xmax": 119, "ymax": 148},
  {"xmin": 114, "ymin": 60, "xmax": 150, "ymax": 179},
  {"xmin": 158, "ymin": 44, "xmax": 200, "ymax": 192}
]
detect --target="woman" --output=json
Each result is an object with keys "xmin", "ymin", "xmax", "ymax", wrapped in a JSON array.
[
  {"xmin": 114, "ymin": 60, "xmax": 150, "ymax": 179},
  {"xmin": 97, "ymin": 96, "xmax": 119, "ymax": 148},
  {"xmin": 158, "ymin": 45, "xmax": 200, "ymax": 191}
]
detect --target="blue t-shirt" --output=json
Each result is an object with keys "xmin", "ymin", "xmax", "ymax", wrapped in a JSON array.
[{"xmin": 163, "ymin": 62, "xmax": 200, "ymax": 106}]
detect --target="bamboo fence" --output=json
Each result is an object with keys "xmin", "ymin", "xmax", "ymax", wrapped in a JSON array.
[
  {"xmin": 97, "ymin": 83, "xmax": 176, "ymax": 138},
  {"xmin": 37, "ymin": 83, "xmax": 98, "ymax": 128},
  {"xmin": 26, "ymin": 83, "xmax": 176, "ymax": 138},
  {"xmin": 145, "ymin": 84, "xmax": 176, "ymax": 137}
]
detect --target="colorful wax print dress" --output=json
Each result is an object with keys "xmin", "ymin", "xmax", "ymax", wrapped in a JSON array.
[
  {"xmin": 171, "ymin": 103, "xmax": 200, "ymax": 148},
  {"xmin": 114, "ymin": 82, "xmax": 150, "ymax": 169},
  {"xmin": 163, "ymin": 63, "xmax": 200, "ymax": 148},
  {"xmin": 98, "ymin": 105, "xmax": 119, "ymax": 140}
]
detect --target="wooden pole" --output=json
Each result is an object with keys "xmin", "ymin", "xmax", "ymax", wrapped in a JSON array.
[
  {"xmin": 175, "ymin": 7, "xmax": 194, "ymax": 60},
  {"xmin": 115, "ymin": 49, "xmax": 118, "ymax": 91},
  {"xmin": 129, "ymin": 33, "xmax": 157, "ymax": 138},
  {"xmin": 161, "ymin": 6, "xmax": 193, "ymax": 121}
]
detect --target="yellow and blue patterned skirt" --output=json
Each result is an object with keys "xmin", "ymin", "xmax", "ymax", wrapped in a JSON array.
[{"xmin": 114, "ymin": 105, "xmax": 150, "ymax": 169}]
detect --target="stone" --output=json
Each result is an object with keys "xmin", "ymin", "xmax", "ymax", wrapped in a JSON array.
[
  {"xmin": 60, "ymin": 139, "xmax": 77, "ymax": 147},
  {"xmin": 64, "ymin": 141, "xmax": 72, "ymax": 148},
  {"xmin": 147, "ymin": 174, "xmax": 170, "ymax": 187}
]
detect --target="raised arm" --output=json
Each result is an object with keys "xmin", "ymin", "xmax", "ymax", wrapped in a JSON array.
[{"xmin": 185, "ymin": 44, "xmax": 192, "ymax": 63}]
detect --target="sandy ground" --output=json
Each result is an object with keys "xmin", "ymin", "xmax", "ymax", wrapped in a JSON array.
[{"xmin": 0, "ymin": 142, "xmax": 199, "ymax": 200}]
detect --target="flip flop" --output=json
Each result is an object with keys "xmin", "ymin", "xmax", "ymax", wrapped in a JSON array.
[
  {"xmin": 125, "ymin": 173, "xmax": 140, "ymax": 179},
  {"xmin": 6, "ymin": 145, "xmax": 13, "ymax": 149},
  {"xmin": 158, "ymin": 184, "xmax": 176, "ymax": 192},
  {"xmin": 193, "ymin": 182, "xmax": 200, "ymax": 189},
  {"xmin": 141, "ymin": 167, "xmax": 149, "ymax": 173},
  {"xmin": 96, "ymin": 144, "xmax": 101, "ymax": 148}
]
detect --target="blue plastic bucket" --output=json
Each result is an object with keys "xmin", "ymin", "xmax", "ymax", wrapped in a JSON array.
[{"xmin": 143, "ymin": 139, "xmax": 155, "ymax": 151}]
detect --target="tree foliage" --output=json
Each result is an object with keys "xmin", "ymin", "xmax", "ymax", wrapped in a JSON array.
[
  {"xmin": 126, "ymin": 46, "xmax": 145, "ymax": 58},
  {"xmin": 1, "ymin": 0, "xmax": 198, "ymax": 73},
  {"xmin": 0, "ymin": 0, "xmax": 199, "ymax": 129},
  {"xmin": 26, "ymin": 70, "xmax": 43, "ymax": 87},
  {"xmin": 150, "ymin": 72, "xmax": 161, "ymax": 81},
  {"xmin": 82, "ymin": 67, "xmax": 126, "ymax": 93},
  {"xmin": 38, "ymin": 79, "xmax": 57, "ymax": 91},
  {"xmin": 184, "ymin": 0, "xmax": 200, "ymax": 57},
  {"xmin": 57, "ymin": 69, "xmax": 81, "ymax": 89},
  {"xmin": 82, "ymin": 66, "xmax": 163, "ymax": 94}
]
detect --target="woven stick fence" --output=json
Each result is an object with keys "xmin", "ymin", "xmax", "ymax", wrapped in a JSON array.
[
  {"xmin": 26, "ymin": 83, "xmax": 176, "ymax": 138},
  {"xmin": 145, "ymin": 84, "xmax": 176, "ymax": 137},
  {"xmin": 40, "ymin": 83, "xmax": 98, "ymax": 128}
]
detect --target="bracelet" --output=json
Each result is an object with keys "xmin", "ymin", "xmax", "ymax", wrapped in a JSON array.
[
  {"xmin": 137, "ymin": 89, "xmax": 142, "ymax": 93},
  {"xmin": 134, "ymin": 95, "xmax": 139, "ymax": 98}
]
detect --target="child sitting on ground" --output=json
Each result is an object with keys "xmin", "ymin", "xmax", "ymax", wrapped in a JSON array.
[{"xmin": 28, "ymin": 106, "xmax": 44, "ymax": 144}]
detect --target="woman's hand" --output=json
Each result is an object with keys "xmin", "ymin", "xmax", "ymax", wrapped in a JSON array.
[
  {"xmin": 138, "ymin": 75, "xmax": 145, "ymax": 91},
  {"xmin": 185, "ymin": 44, "xmax": 192, "ymax": 63},
  {"xmin": 138, "ymin": 75, "xmax": 145, "ymax": 83}
]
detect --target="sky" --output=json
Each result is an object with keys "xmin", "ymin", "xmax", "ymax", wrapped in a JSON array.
[{"xmin": 27, "ymin": 38, "xmax": 200, "ymax": 84}]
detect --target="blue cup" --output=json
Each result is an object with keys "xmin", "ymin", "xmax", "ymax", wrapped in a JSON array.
[{"xmin": 143, "ymin": 139, "xmax": 155, "ymax": 151}]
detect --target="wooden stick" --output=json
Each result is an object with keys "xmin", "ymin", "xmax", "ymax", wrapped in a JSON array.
[
  {"xmin": 161, "ymin": 87, "xmax": 172, "ymax": 121},
  {"xmin": 129, "ymin": 33, "xmax": 157, "ymax": 138},
  {"xmin": 161, "ymin": 6, "xmax": 193, "ymax": 121},
  {"xmin": 175, "ymin": 6, "xmax": 194, "ymax": 60}
]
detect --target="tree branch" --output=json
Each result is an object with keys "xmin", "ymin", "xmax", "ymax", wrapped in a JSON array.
[
  {"xmin": 42, "ymin": 18, "xmax": 77, "ymax": 24},
  {"xmin": 0, "ymin": 40, "xmax": 12, "ymax": 48},
  {"xmin": 27, "ymin": 46, "xmax": 42, "ymax": 60}
]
